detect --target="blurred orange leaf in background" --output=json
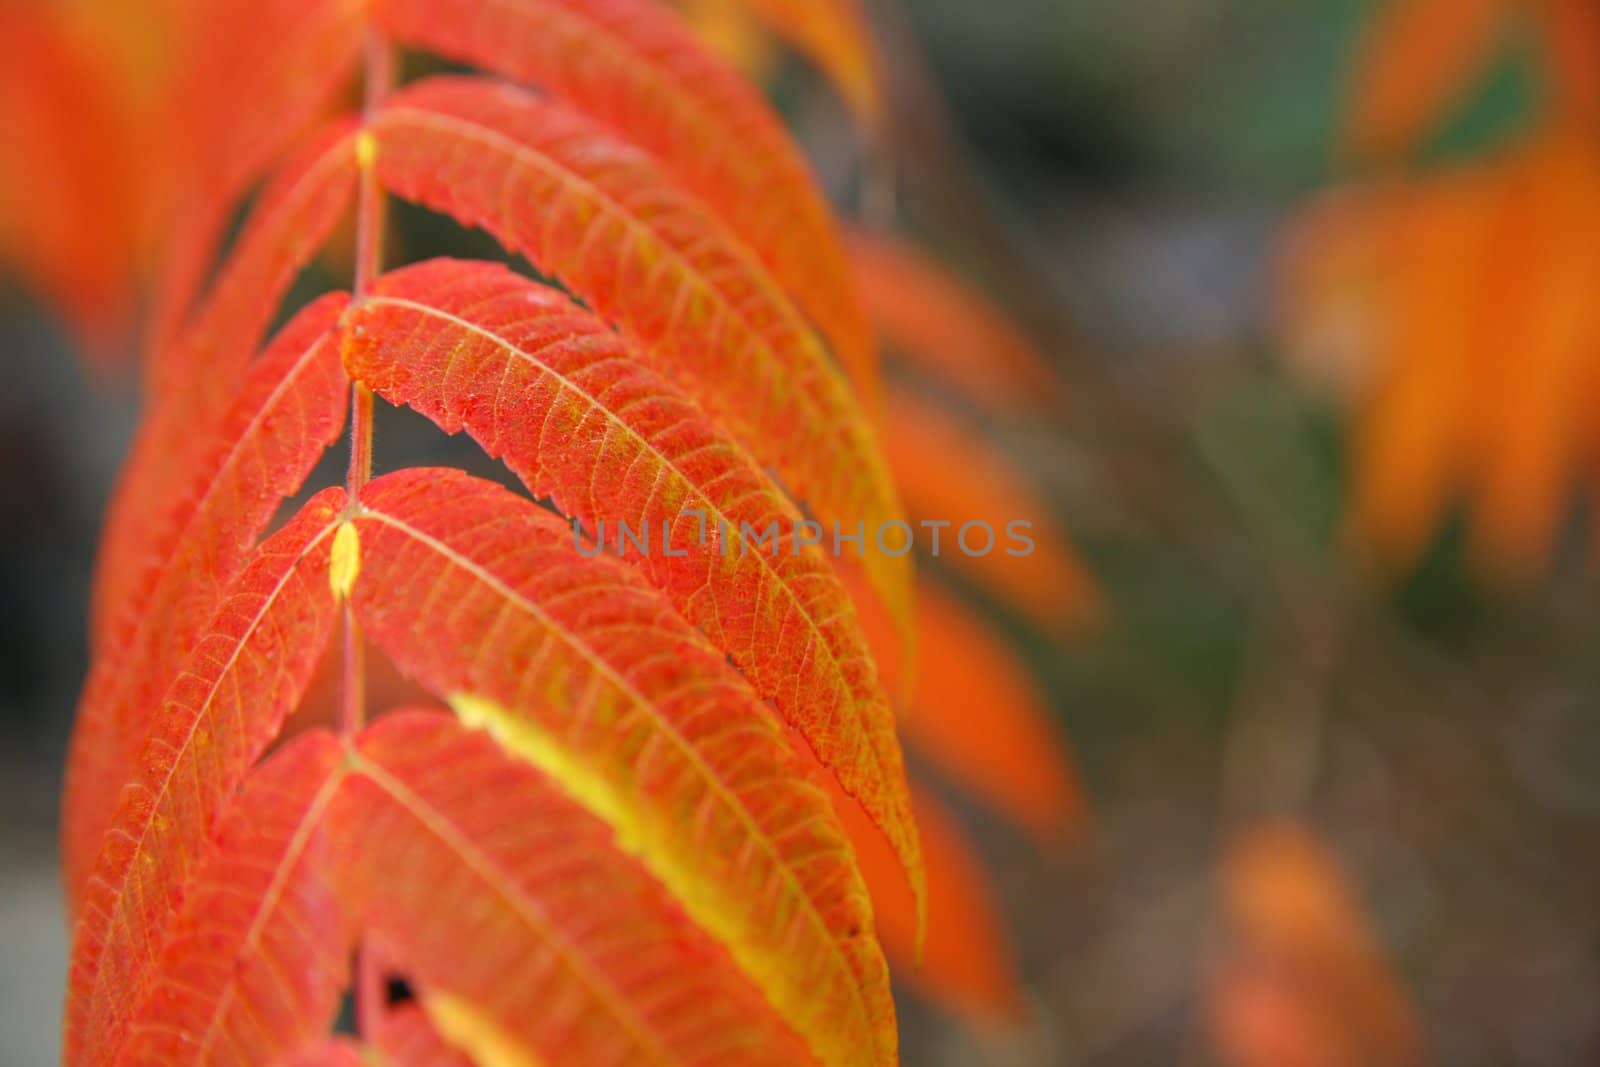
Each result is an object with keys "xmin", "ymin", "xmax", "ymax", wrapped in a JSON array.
[
  {"xmin": 1341, "ymin": 0, "xmax": 1509, "ymax": 162},
  {"xmin": 1344, "ymin": 0, "xmax": 1600, "ymax": 162},
  {"xmin": 849, "ymin": 229, "xmax": 1065, "ymax": 414},
  {"xmin": 1282, "ymin": 132, "xmax": 1600, "ymax": 577},
  {"xmin": 896, "ymin": 580, "xmax": 1088, "ymax": 846},
  {"xmin": 882, "ymin": 387, "xmax": 1100, "ymax": 629},
  {"xmin": 833, "ymin": 221, "xmax": 1091, "ymax": 1031},
  {"xmin": 675, "ymin": 0, "xmax": 881, "ymax": 128},
  {"xmin": 721, "ymin": 0, "xmax": 883, "ymax": 128},
  {"xmin": 678, "ymin": 0, "xmax": 781, "ymax": 96},
  {"xmin": 848, "ymin": 229, "xmax": 1092, "ymax": 625},
  {"xmin": 0, "ymin": 2, "xmax": 144, "ymax": 357},
  {"xmin": 1208, "ymin": 824, "xmax": 1427, "ymax": 1067},
  {"xmin": 837, "ymin": 781, "xmax": 1030, "ymax": 1031},
  {"xmin": 831, "ymin": 201, "xmax": 1104, "ymax": 1026},
  {"xmin": 836, "ymin": 489, "xmax": 1086, "ymax": 1029},
  {"xmin": 1281, "ymin": 0, "xmax": 1600, "ymax": 579}
]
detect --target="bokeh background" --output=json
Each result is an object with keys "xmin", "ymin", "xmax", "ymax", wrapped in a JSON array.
[{"xmin": 5, "ymin": 0, "xmax": 1600, "ymax": 1063}]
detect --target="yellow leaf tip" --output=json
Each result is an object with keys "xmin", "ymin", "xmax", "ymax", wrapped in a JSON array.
[
  {"xmin": 354, "ymin": 129, "xmax": 379, "ymax": 171},
  {"xmin": 330, "ymin": 521, "xmax": 361, "ymax": 598}
]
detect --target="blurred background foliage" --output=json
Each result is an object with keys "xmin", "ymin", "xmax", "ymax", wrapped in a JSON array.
[{"xmin": 4, "ymin": 0, "xmax": 1600, "ymax": 1064}]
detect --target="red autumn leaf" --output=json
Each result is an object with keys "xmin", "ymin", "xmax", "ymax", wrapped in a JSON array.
[
  {"xmin": 49, "ymin": 0, "xmax": 1060, "ymax": 1054},
  {"xmin": 276, "ymin": 1039, "xmax": 369, "ymax": 1067},
  {"xmin": 120, "ymin": 730, "xmax": 353, "ymax": 1065},
  {"xmin": 62, "ymin": 298, "xmax": 349, "ymax": 905},
  {"xmin": 340, "ymin": 260, "xmax": 920, "ymax": 918},
  {"xmin": 91, "ymin": 130, "xmax": 359, "ymax": 650},
  {"xmin": 146, "ymin": 123, "xmax": 362, "ymax": 402},
  {"xmin": 367, "ymin": 75, "xmax": 913, "ymax": 638},
  {"xmin": 344, "ymin": 466, "xmax": 901, "ymax": 1063},
  {"xmin": 371, "ymin": 0, "xmax": 877, "ymax": 400},
  {"xmin": 66, "ymin": 492, "xmax": 345, "ymax": 1064},
  {"xmin": 329, "ymin": 710, "xmax": 822, "ymax": 1065}
]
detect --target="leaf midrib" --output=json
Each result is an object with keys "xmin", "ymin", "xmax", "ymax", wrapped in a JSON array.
[
  {"xmin": 356, "ymin": 499, "xmax": 882, "ymax": 1060},
  {"xmin": 373, "ymin": 102, "xmax": 873, "ymax": 512},
  {"xmin": 76, "ymin": 516, "xmax": 342, "ymax": 1057}
]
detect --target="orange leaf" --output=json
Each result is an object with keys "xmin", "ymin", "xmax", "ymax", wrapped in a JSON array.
[
  {"xmin": 145, "ymin": 0, "xmax": 363, "ymax": 357},
  {"xmin": 678, "ymin": 0, "xmax": 781, "ymax": 81},
  {"xmin": 121, "ymin": 730, "xmax": 353, "ymax": 1065},
  {"xmin": 843, "ymin": 563, "xmax": 1085, "ymax": 848},
  {"xmin": 900, "ymin": 582, "xmax": 1086, "ymax": 846},
  {"xmin": 1284, "ymin": 132, "xmax": 1600, "ymax": 577},
  {"xmin": 62, "ymin": 296, "xmax": 349, "ymax": 906},
  {"xmin": 1274, "ymin": 183, "xmax": 1404, "ymax": 405},
  {"xmin": 1209, "ymin": 824, "xmax": 1426, "ymax": 1067},
  {"xmin": 148, "ymin": 122, "xmax": 361, "ymax": 404},
  {"xmin": 372, "ymin": 0, "xmax": 878, "ymax": 401},
  {"xmin": 1538, "ymin": 0, "xmax": 1600, "ymax": 120},
  {"xmin": 341, "ymin": 260, "xmax": 921, "ymax": 928},
  {"xmin": 833, "ymin": 774, "xmax": 1027, "ymax": 1029},
  {"xmin": 848, "ymin": 228, "xmax": 1062, "ymax": 413},
  {"xmin": 881, "ymin": 388, "xmax": 1098, "ymax": 631},
  {"xmin": 1333, "ymin": 169, "xmax": 1499, "ymax": 571},
  {"xmin": 1461, "ymin": 134, "xmax": 1600, "ymax": 577},
  {"xmin": 330, "ymin": 710, "xmax": 820, "ymax": 1065},
  {"xmin": 91, "ymin": 127, "xmax": 359, "ymax": 650},
  {"xmin": 277, "ymin": 1039, "xmax": 369, "ymax": 1067},
  {"xmin": 718, "ymin": 0, "xmax": 883, "ymax": 129},
  {"xmin": 1341, "ymin": 0, "xmax": 1509, "ymax": 160},
  {"xmin": 66, "ymin": 490, "xmax": 346, "ymax": 1065},
  {"xmin": 0, "ymin": 4, "xmax": 140, "ymax": 350},
  {"xmin": 368, "ymin": 76, "xmax": 912, "ymax": 639},
  {"xmin": 345, "ymin": 467, "xmax": 900, "ymax": 1064}
]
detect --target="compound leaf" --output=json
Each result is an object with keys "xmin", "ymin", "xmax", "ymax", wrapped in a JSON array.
[
  {"xmin": 373, "ymin": 0, "xmax": 877, "ymax": 398},
  {"xmin": 120, "ymin": 730, "xmax": 353, "ymax": 1065},
  {"xmin": 63, "ymin": 297, "xmax": 350, "ymax": 905},
  {"xmin": 368, "ymin": 76, "xmax": 912, "ymax": 637},
  {"xmin": 92, "ymin": 128, "xmax": 359, "ymax": 650},
  {"xmin": 344, "ymin": 468, "xmax": 900, "ymax": 1064},
  {"xmin": 341, "ymin": 260, "xmax": 921, "ymax": 925},
  {"xmin": 66, "ymin": 491, "xmax": 346, "ymax": 1064},
  {"xmin": 331, "ymin": 710, "xmax": 821, "ymax": 1065}
]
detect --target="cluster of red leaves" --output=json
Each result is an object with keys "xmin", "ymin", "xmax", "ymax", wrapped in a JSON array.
[
  {"xmin": 45, "ymin": 0, "xmax": 1090, "ymax": 1063},
  {"xmin": 1278, "ymin": 0, "xmax": 1600, "ymax": 578}
]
